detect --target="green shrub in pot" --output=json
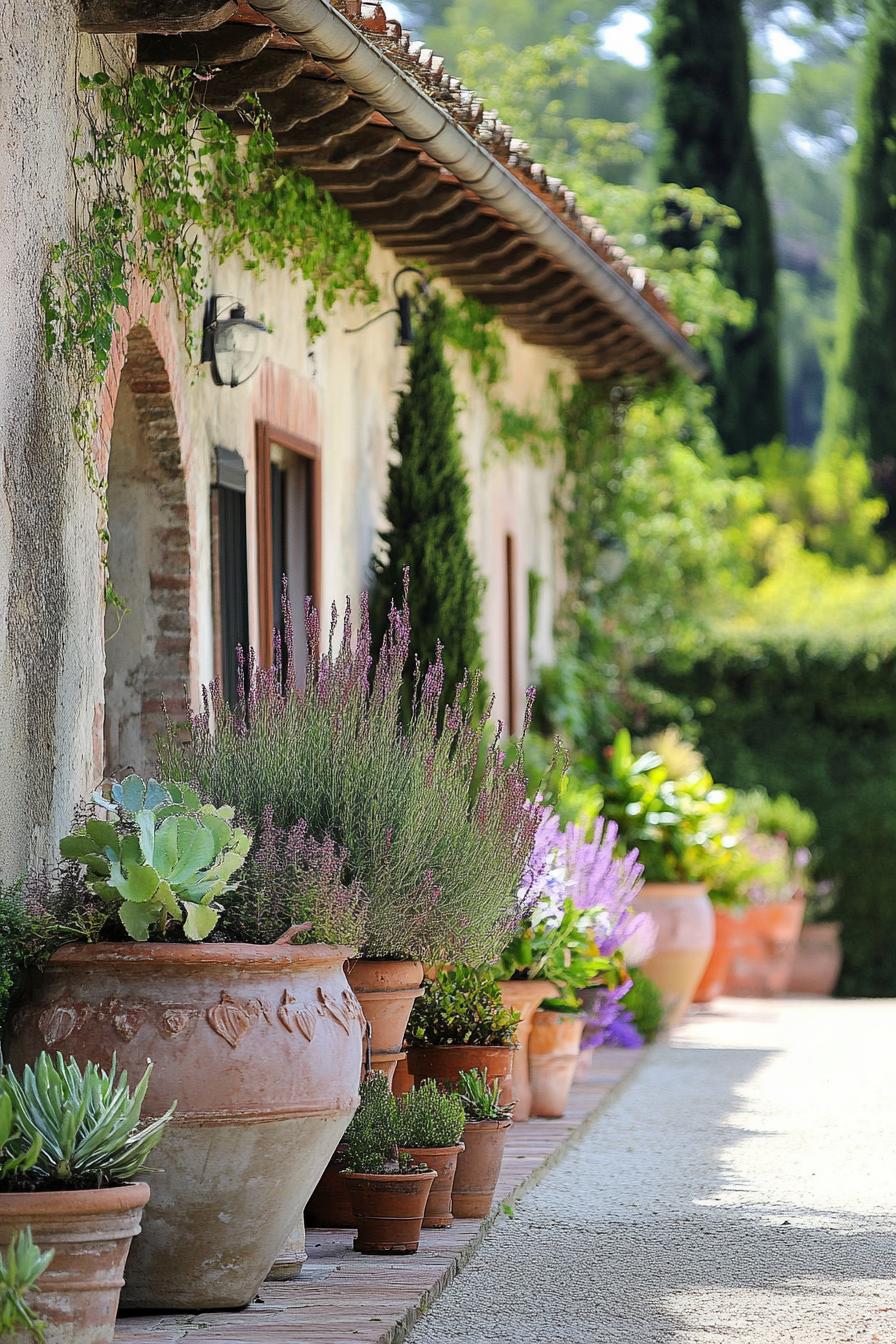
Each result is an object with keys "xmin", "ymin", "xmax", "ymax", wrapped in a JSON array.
[
  {"xmin": 407, "ymin": 968, "xmax": 519, "ymax": 1048},
  {"xmin": 396, "ymin": 1081, "xmax": 465, "ymax": 1151},
  {"xmin": 455, "ymin": 1069, "xmax": 514, "ymax": 1124}
]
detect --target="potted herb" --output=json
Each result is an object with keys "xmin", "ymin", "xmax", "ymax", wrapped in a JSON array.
[
  {"xmin": 7, "ymin": 775, "xmax": 365, "ymax": 1312},
  {"xmin": 405, "ymin": 966, "xmax": 520, "ymax": 1099},
  {"xmin": 452, "ymin": 1068, "xmax": 513, "ymax": 1219},
  {"xmin": 396, "ymin": 1079, "xmax": 466, "ymax": 1228},
  {"xmin": 0, "ymin": 1228, "xmax": 52, "ymax": 1343},
  {"xmin": 0, "ymin": 1052, "xmax": 172, "ymax": 1344},
  {"xmin": 341, "ymin": 1073, "xmax": 436, "ymax": 1255},
  {"xmin": 159, "ymin": 586, "xmax": 543, "ymax": 1071}
]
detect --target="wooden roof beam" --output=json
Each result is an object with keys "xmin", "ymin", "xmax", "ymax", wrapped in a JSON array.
[
  {"xmin": 79, "ymin": 1, "xmax": 235, "ymax": 32},
  {"xmin": 295, "ymin": 124, "xmax": 403, "ymax": 170},
  {"xmin": 274, "ymin": 100, "xmax": 373, "ymax": 151},
  {"xmin": 202, "ymin": 51, "xmax": 309, "ymax": 109},
  {"xmin": 136, "ymin": 24, "xmax": 271, "ymax": 65}
]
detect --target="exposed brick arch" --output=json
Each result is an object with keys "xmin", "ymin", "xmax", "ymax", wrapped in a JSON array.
[{"xmin": 102, "ymin": 322, "xmax": 192, "ymax": 778}]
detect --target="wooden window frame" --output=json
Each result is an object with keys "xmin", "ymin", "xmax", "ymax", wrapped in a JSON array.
[
  {"xmin": 255, "ymin": 421, "xmax": 322, "ymax": 666},
  {"xmin": 505, "ymin": 531, "xmax": 517, "ymax": 737}
]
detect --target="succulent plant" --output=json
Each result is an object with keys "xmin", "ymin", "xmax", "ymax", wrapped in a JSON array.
[
  {"xmin": 0, "ymin": 1229, "xmax": 53, "ymax": 1342},
  {"xmin": 455, "ymin": 1068, "xmax": 514, "ymax": 1123},
  {"xmin": 59, "ymin": 774, "xmax": 251, "ymax": 942},
  {"xmin": 0, "ymin": 1052, "xmax": 174, "ymax": 1192}
]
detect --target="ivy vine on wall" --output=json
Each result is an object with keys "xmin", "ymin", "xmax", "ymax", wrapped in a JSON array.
[{"xmin": 41, "ymin": 62, "xmax": 379, "ymax": 603}]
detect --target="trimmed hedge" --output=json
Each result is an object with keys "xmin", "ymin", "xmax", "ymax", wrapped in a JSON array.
[{"xmin": 653, "ymin": 642, "xmax": 896, "ymax": 996}]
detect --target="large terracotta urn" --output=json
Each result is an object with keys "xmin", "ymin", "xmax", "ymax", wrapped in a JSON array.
[
  {"xmin": 633, "ymin": 882, "xmax": 714, "ymax": 1026},
  {"xmin": 498, "ymin": 978, "xmax": 556, "ymax": 1121},
  {"xmin": 528, "ymin": 1010, "xmax": 585, "ymax": 1119},
  {"xmin": 9, "ymin": 940, "xmax": 363, "ymax": 1311},
  {"xmin": 0, "ymin": 1184, "xmax": 148, "ymax": 1344},
  {"xmin": 725, "ymin": 897, "xmax": 807, "ymax": 996},
  {"xmin": 788, "ymin": 920, "xmax": 842, "ymax": 996}
]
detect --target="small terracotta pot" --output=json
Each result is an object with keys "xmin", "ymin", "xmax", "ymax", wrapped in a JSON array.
[
  {"xmin": 344, "ymin": 1169, "xmax": 436, "ymax": 1254},
  {"xmin": 633, "ymin": 882, "xmax": 714, "ymax": 1025},
  {"xmin": 725, "ymin": 898, "xmax": 807, "ymax": 996},
  {"xmin": 573, "ymin": 1047, "xmax": 594, "ymax": 1082},
  {"xmin": 789, "ymin": 921, "xmax": 842, "ymax": 996},
  {"xmin": 0, "ymin": 1183, "xmax": 149, "ymax": 1344},
  {"xmin": 347, "ymin": 959, "xmax": 423, "ymax": 1054},
  {"xmin": 304, "ymin": 1145, "xmax": 353, "ymax": 1228},
  {"xmin": 370, "ymin": 1048, "xmax": 407, "ymax": 1087},
  {"xmin": 391, "ymin": 1053, "xmax": 414, "ymax": 1097},
  {"xmin": 405, "ymin": 1044, "xmax": 515, "ymax": 1096},
  {"xmin": 694, "ymin": 907, "xmax": 737, "ymax": 1004},
  {"xmin": 8, "ymin": 941, "xmax": 363, "ymax": 1311},
  {"xmin": 497, "ymin": 979, "xmax": 557, "ymax": 1122},
  {"xmin": 398, "ymin": 1144, "xmax": 464, "ymax": 1227},
  {"xmin": 528, "ymin": 1010, "xmax": 585, "ymax": 1119},
  {"xmin": 452, "ymin": 1120, "xmax": 511, "ymax": 1219}
]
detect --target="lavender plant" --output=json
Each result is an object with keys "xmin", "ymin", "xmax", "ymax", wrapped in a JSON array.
[
  {"xmin": 215, "ymin": 807, "xmax": 367, "ymax": 947},
  {"xmin": 160, "ymin": 578, "xmax": 544, "ymax": 963}
]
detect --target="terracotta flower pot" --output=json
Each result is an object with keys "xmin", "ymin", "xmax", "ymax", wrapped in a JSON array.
[
  {"xmin": 371, "ymin": 1048, "xmax": 407, "ymax": 1088},
  {"xmin": 347, "ymin": 959, "xmax": 423, "ymax": 1054},
  {"xmin": 9, "ymin": 941, "xmax": 363, "ymax": 1311},
  {"xmin": 304, "ymin": 1144, "xmax": 353, "ymax": 1228},
  {"xmin": 693, "ymin": 907, "xmax": 738, "ymax": 1004},
  {"xmin": 398, "ymin": 1144, "xmax": 464, "ymax": 1227},
  {"xmin": 725, "ymin": 897, "xmax": 807, "ymax": 996},
  {"xmin": 528, "ymin": 1010, "xmax": 585, "ymax": 1119},
  {"xmin": 632, "ymin": 882, "xmax": 714, "ymax": 1025},
  {"xmin": 497, "ymin": 978, "xmax": 556, "ymax": 1122},
  {"xmin": 0, "ymin": 1183, "xmax": 149, "ymax": 1344},
  {"xmin": 391, "ymin": 1053, "xmax": 414, "ymax": 1096},
  {"xmin": 789, "ymin": 920, "xmax": 843, "ymax": 996},
  {"xmin": 405, "ymin": 1044, "xmax": 515, "ymax": 1096},
  {"xmin": 452, "ymin": 1120, "xmax": 511, "ymax": 1219},
  {"xmin": 344, "ymin": 1169, "xmax": 436, "ymax": 1254}
]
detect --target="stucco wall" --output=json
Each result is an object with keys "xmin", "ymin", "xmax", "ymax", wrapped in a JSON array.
[{"xmin": 0, "ymin": 19, "xmax": 573, "ymax": 877}]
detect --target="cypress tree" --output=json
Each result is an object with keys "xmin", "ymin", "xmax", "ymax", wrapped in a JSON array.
[
  {"xmin": 823, "ymin": 0, "xmax": 896, "ymax": 515},
  {"xmin": 370, "ymin": 295, "xmax": 484, "ymax": 710},
  {"xmin": 652, "ymin": 0, "xmax": 784, "ymax": 455}
]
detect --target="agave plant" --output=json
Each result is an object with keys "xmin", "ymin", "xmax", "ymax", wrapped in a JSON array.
[
  {"xmin": 0, "ymin": 1053, "xmax": 174, "ymax": 1191},
  {"xmin": 59, "ymin": 774, "xmax": 251, "ymax": 942},
  {"xmin": 455, "ymin": 1068, "xmax": 514, "ymax": 1124},
  {"xmin": 0, "ymin": 1229, "xmax": 53, "ymax": 1342}
]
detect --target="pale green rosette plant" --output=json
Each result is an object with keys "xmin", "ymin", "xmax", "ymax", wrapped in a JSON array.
[{"xmin": 59, "ymin": 774, "xmax": 251, "ymax": 941}]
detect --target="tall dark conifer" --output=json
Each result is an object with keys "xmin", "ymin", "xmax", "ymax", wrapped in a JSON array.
[
  {"xmin": 823, "ymin": 0, "xmax": 896, "ymax": 515},
  {"xmin": 369, "ymin": 295, "xmax": 484, "ymax": 711},
  {"xmin": 652, "ymin": 0, "xmax": 784, "ymax": 455}
]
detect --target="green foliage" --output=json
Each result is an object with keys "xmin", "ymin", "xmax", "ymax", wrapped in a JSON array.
[
  {"xmin": 574, "ymin": 729, "xmax": 756, "ymax": 904},
  {"xmin": 0, "ymin": 1053, "xmax": 173, "ymax": 1192},
  {"xmin": 59, "ymin": 776, "xmax": 250, "ymax": 943},
  {"xmin": 498, "ymin": 897, "xmax": 613, "ymax": 1008},
  {"xmin": 407, "ymin": 967, "xmax": 520, "ymax": 1048},
  {"xmin": 369, "ymin": 296, "xmax": 485, "ymax": 714},
  {"xmin": 342, "ymin": 1072, "xmax": 420, "ymax": 1174},
  {"xmin": 823, "ymin": 0, "xmax": 896, "ymax": 512},
  {"xmin": 652, "ymin": 0, "xmax": 784, "ymax": 454},
  {"xmin": 455, "ymin": 1068, "xmax": 514, "ymax": 1123},
  {"xmin": 0, "ymin": 1229, "xmax": 53, "ymax": 1343},
  {"xmin": 652, "ymin": 636, "xmax": 896, "ymax": 994},
  {"xmin": 397, "ymin": 1079, "xmax": 466, "ymax": 1149},
  {"xmin": 0, "ymin": 884, "xmax": 48, "ymax": 1036},
  {"xmin": 736, "ymin": 788, "xmax": 818, "ymax": 849},
  {"xmin": 621, "ymin": 969, "xmax": 664, "ymax": 1044}
]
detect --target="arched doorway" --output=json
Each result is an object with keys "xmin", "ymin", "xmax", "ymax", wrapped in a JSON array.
[{"xmin": 103, "ymin": 326, "xmax": 191, "ymax": 779}]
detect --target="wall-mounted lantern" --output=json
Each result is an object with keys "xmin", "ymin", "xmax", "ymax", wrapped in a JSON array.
[
  {"xmin": 202, "ymin": 296, "xmax": 269, "ymax": 388},
  {"xmin": 345, "ymin": 267, "xmax": 429, "ymax": 346}
]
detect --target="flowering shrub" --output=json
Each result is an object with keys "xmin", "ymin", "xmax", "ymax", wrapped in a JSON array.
[
  {"xmin": 407, "ymin": 966, "xmax": 520, "ymax": 1047},
  {"xmin": 160, "ymin": 579, "xmax": 543, "ymax": 963},
  {"xmin": 498, "ymin": 806, "xmax": 648, "ymax": 1008}
]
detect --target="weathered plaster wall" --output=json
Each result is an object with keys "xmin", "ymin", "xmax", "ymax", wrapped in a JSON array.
[{"xmin": 0, "ymin": 22, "xmax": 572, "ymax": 875}]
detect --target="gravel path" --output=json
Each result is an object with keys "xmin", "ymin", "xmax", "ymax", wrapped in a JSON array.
[{"xmin": 409, "ymin": 998, "xmax": 896, "ymax": 1344}]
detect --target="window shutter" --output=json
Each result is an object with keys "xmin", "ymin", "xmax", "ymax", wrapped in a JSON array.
[{"xmin": 212, "ymin": 447, "xmax": 249, "ymax": 706}]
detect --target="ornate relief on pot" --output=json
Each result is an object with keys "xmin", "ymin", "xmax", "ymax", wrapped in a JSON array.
[
  {"xmin": 159, "ymin": 1008, "xmax": 193, "ymax": 1039},
  {"xmin": 278, "ymin": 990, "xmax": 317, "ymax": 1041},
  {"xmin": 317, "ymin": 987, "xmax": 354, "ymax": 1034},
  {"xmin": 97, "ymin": 997, "xmax": 143, "ymax": 1042},
  {"xmin": 38, "ymin": 1004, "xmax": 84, "ymax": 1047},
  {"xmin": 207, "ymin": 991, "xmax": 274, "ymax": 1049}
]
